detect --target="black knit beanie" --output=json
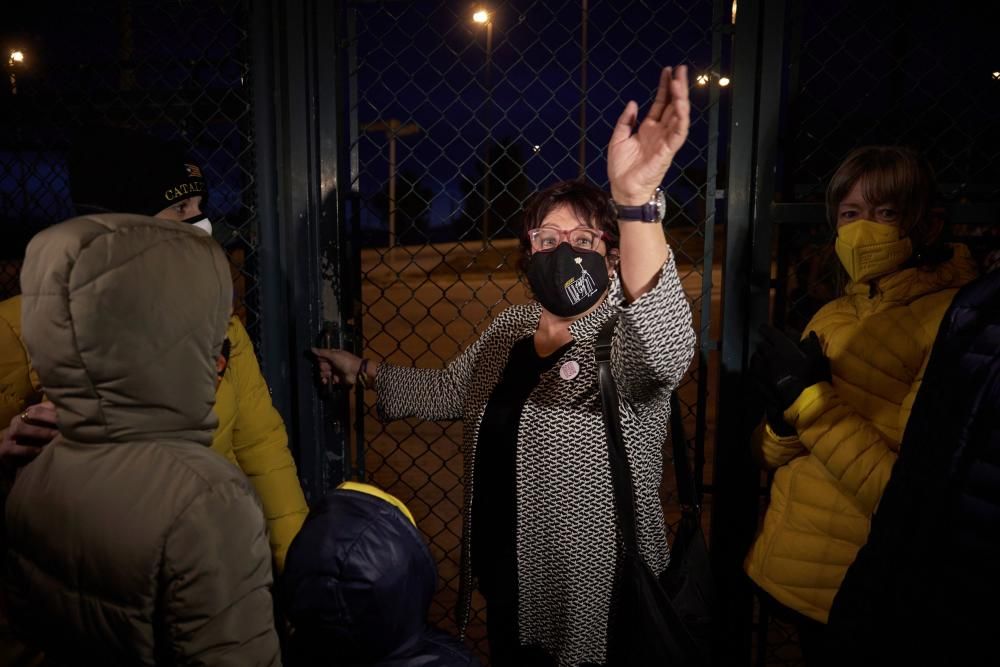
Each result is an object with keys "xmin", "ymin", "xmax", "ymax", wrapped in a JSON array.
[{"xmin": 68, "ymin": 127, "xmax": 208, "ymax": 217}]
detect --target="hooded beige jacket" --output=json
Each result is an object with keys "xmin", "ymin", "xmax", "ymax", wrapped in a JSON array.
[{"xmin": 4, "ymin": 215, "xmax": 281, "ymax": 665}]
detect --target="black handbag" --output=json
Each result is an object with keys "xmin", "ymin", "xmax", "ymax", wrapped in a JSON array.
[{"xmin": 596, "ymin": 315, "xmax": 716, "ymax": 666}]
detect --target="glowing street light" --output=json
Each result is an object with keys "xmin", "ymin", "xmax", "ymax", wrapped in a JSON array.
[
  {"xmin": 696, "ymin": 71, "xmax": 731, "ymax": 88},
  {"xmin": 473, "ymin": 9, "xmax": 490, "ymax": 24},
  {"xmin": 7, "ymin": 49, "xmax": 25, "ymax": 95},
  {"xmin": 993, "ymin": 71, "xmax": 1000, "ymax": 81}
]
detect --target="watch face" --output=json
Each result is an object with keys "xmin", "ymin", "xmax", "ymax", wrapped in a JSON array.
[
  {"xmin": 615, "ymin": 188, "xmax": 666, "ymax": 222},
  {"xmin": 652, "ymin": 188, "xmax": 666, "ymax": 221}
]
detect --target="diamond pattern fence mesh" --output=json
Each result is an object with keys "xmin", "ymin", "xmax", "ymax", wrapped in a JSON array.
[
  {"xmin": 758, "ymin": 2, "xmax": 998, "ymax": 665},
  {"xmin": 341, "ymin": 0, "xmax": 722, "ymax": 661},
  {"xmin": 2, "ymin": 1, "xmax": 995, "ymax": 665},
  {"xmin": 773, "ymin": 0, "xmax": 1000, "ymax": 337},
  {"xmin": 0, "ymin": 0, "xmax": 261, "ymax": 338}
]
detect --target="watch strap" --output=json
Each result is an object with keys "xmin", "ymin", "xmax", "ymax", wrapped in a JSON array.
[{"xmin": 614, "ymin": 201, "xmax": 659, "ymax": 222}]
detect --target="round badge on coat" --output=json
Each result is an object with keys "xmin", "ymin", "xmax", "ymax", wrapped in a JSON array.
[{"xmin": 559, "ymin": 360, "xmax": 580, "ymax": 380}]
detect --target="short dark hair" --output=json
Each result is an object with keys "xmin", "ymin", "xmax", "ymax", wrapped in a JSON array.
[
  {"xmin": 826, "ymin": 145, "xmax": 937, "ymax": 247},
  {"xmin": 519, "ymin": 179, "xmax": 618, "ymax": 270}
]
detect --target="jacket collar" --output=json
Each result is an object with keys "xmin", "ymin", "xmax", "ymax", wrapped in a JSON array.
[{"xmin": 846, "ymin": 243, "xmax": 979, "ymax": 304}]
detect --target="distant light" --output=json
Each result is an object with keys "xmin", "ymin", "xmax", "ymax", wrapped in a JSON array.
[
  {"xmin": 719, "ymin": 76, "xmax": 731, "ymax": 87},
  {"xmin": 9, "ymin": 50, "xmax": 25, "ymax": 65},
  {"xmin": 731, "ymin": 0, "xmax": 738, "ymax": 24},
  {"xmin": 696, "ymin": 74, "xmax": 710, "ymax": 86},
  {"xmin": 993, "ymin": 71, "xmax": 1000, "ymax": 80},
  {"xmin": 473, "ymin": 9, "xmax": 490, "ymax": 24},
  {"xmin": 533, "ymin": 145, "xmax": 541, "ymax": 152}
]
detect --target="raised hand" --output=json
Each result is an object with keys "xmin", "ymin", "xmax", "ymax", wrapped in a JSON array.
[{"xmin": 608, "ymin": 65, "xmax": 690, "ymax": 205}]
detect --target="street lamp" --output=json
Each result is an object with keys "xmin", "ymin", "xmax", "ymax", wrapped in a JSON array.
[
  {"xmin": 473, "ymin": 7, "xmax": 494, "ymax": 248},
  {"xmin": 362, "ymin": 119, "xmax": 421, "ymax": 249},
  {"xmin": 8, "ymin": 49, "xmax": 25, "ymax": 96},
  {"xmin": 695, "ymin": 71, "xmax": 731, "ymax": 87}
]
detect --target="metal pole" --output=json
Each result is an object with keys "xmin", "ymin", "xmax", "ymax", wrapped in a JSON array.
[
  {"xmin": 388, "ymin": 119, "xmax": 397, "ymax": 248},
  {"xmin": 362, "ymin": 120, "xmax": 419, "ymax": 250},
  {"xmin": 482, "ymin": 20, "xmax": 493, "ymax": 249},
  {"xmin": 578, "ymin": 0, "xmax": 588, "ymax": 179}
]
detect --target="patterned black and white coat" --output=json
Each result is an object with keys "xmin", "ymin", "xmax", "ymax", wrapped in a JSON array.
[{"xmin": 375, "ymin": 252, "xmax": 696, "ymax": 667}]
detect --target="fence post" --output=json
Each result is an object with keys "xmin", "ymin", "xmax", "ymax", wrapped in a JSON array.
[
  {"xmin": 710, "ymin": 0, "xmax": 787, "ymax": 662},
  {"xmin": 251, "ymin": 0, "xmax": 348, "ymax": 504}
]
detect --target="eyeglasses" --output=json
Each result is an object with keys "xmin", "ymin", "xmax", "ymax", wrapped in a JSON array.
[{"xmin": 528, "ymin": 226, "xmax": 609, "ymax": 252}]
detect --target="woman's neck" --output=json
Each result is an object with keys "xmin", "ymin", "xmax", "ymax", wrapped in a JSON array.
[{"xmin": 534, "ymin": 294, "xmax": 605, "ymax": 356}]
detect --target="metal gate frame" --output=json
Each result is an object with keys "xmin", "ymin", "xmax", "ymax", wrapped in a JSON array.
[
  {"xmin": 251, "ymin": 0, "xmax": 806, "ymax": 661},
  {"xmin": 251, "ymin": 0, "xmax": 354, "ymax": 503}
]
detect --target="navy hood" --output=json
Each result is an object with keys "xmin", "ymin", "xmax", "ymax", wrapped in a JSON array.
[{"xmin": 282, "ymin": 487, "xmax": 437, "ymax": 663}]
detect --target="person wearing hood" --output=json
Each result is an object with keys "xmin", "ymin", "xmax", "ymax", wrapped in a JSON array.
[
  {"xmin": 5, "ymin": 214, "xmax": 281, "ymax": 664},
  {"xmin": 0, "ymin": 127, "xmax": 309, "ymax": 572},
  {"xmin": 311, "ymin": 66, "xmax": 697, "ymax": 666},
  {"xmin": 282, "ymin": 481, "xmax": 481, "ymax": 666},
  {"xmin": 744, "ymin": 145, "xmax": 979, "ymax": 662}
]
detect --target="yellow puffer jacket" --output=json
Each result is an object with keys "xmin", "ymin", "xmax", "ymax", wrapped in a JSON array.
[
  {"xmin": 744, "ymin": 245, "xmax": 978, "ymax": 623},
  {"xmin": 0, "ymin": 294, "xmax": 307, "ymax": 571},
  {"xmin": 213, "ymin": 315, "xmax": 308, "ymax": 570},
  {"xmin": 0, "ymin": 296, "xmax": 38, "ymax": 428}
]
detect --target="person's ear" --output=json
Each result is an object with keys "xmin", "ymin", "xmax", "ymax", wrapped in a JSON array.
[{"xmin": 606, "ymin": 248, "xmax": 620, "ymax": 275}]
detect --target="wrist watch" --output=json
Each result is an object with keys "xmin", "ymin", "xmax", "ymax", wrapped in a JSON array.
[{"xmin": 612, "ymin": 188, "xmax": 666, "ymax": 223}]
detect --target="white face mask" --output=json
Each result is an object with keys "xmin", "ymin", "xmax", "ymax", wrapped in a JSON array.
[{"xmin": 182, "ymin": 215, "xmax": 213, "ymax": 235}]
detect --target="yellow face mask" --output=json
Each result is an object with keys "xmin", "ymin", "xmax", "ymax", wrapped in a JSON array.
[{"xmin": 835, "ymin": 219, "xmax": 913, "ymax": 284}]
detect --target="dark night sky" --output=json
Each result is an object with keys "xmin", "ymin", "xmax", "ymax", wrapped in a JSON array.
[{"xmin": 1, "ymin": 1, "xmax": 996, "ymax": 249}]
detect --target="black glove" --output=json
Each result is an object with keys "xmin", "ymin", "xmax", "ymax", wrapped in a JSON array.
[{"xmin": 750, "ymin": 325, "xmax": 829, "ymax": 417}]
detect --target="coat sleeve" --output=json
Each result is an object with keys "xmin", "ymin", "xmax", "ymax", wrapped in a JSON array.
[
  {"xmin": 752, "ymin": 420, "xmax": 808, "ymax": 469},
  {"xmin": 0, "ymin": 295, "xmax": 41, "ymax": 427},
  {"xmin": 225, "ymin": 317, "xmax": 308, "ymax": 572},
  {"xmin": 783, "ymin": 371, "xmax": 925, "ymax": 516},
  {"xmin": 375, "ymin": 322, "xmax": 494, "ymax": 423},
  {"xmin": 163, "ymin": 480, "xmax": 281, "ymax": 666},
  {"xmin": 611, "ymin": 251, "xmax": 697, "ymax": 409}
]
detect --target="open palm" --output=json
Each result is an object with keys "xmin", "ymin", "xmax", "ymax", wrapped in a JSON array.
[{"xmin": 608, "ymin": 65, "xmax": 690, "ymax": 205}]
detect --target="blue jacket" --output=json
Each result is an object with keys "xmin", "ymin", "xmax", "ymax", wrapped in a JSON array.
[
  {"xmin": 282, "ymin": 487, "xmax": 481, "ymax": 667},
  {"xmin": 826, "ymin": 269, "xmax": 1000, "ymax": 665}
]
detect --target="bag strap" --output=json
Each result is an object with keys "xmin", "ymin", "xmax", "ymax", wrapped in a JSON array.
[
  {"xmin": 595, "ymin": 315, "xmax": 701, "ymax": 553},
  {"xmin": 670, "ymin": 392, "xmax": 700, "ymax": 515},
  {"xmin": 595, "ymin": 314, "xmax": 640, "ymax": 553}
]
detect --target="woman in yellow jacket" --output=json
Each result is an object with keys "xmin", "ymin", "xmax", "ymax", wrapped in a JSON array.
[
  {"xmin": 0, "ymin": 128, "xmax": 308, "ymax": 571},
  {"xmin": 744, "ymin": 146, "xmax": 978, "ymax": 660}
]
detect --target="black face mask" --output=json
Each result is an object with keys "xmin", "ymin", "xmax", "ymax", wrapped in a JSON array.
[{"xmin": 526, "ymin": 243, "xmax": 609, "ymax": 317}]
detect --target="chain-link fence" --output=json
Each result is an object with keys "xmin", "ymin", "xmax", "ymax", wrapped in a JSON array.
[
  {"xmin": 759, "ymin": 1, "xmax": 999, "ymax": 664},
  {"xmin": 0, "ymin": 0, "xmax": 261, "ymax": 337},
  {"xmin": 5, "ymin": 1, "xmax": 992, "ymax": 664},
  {"xmin": 772, "ymin": 0, "xmax": 1000, "ymax": 334},
  {"xmin": 340, "ymin": 0, "xmax": 723, "ymax": 660}
]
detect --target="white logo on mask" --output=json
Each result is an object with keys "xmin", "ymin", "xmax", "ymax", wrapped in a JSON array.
[{"xmin": 563, "ymin": 256, "xmax": 598, "ymax": 305}]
